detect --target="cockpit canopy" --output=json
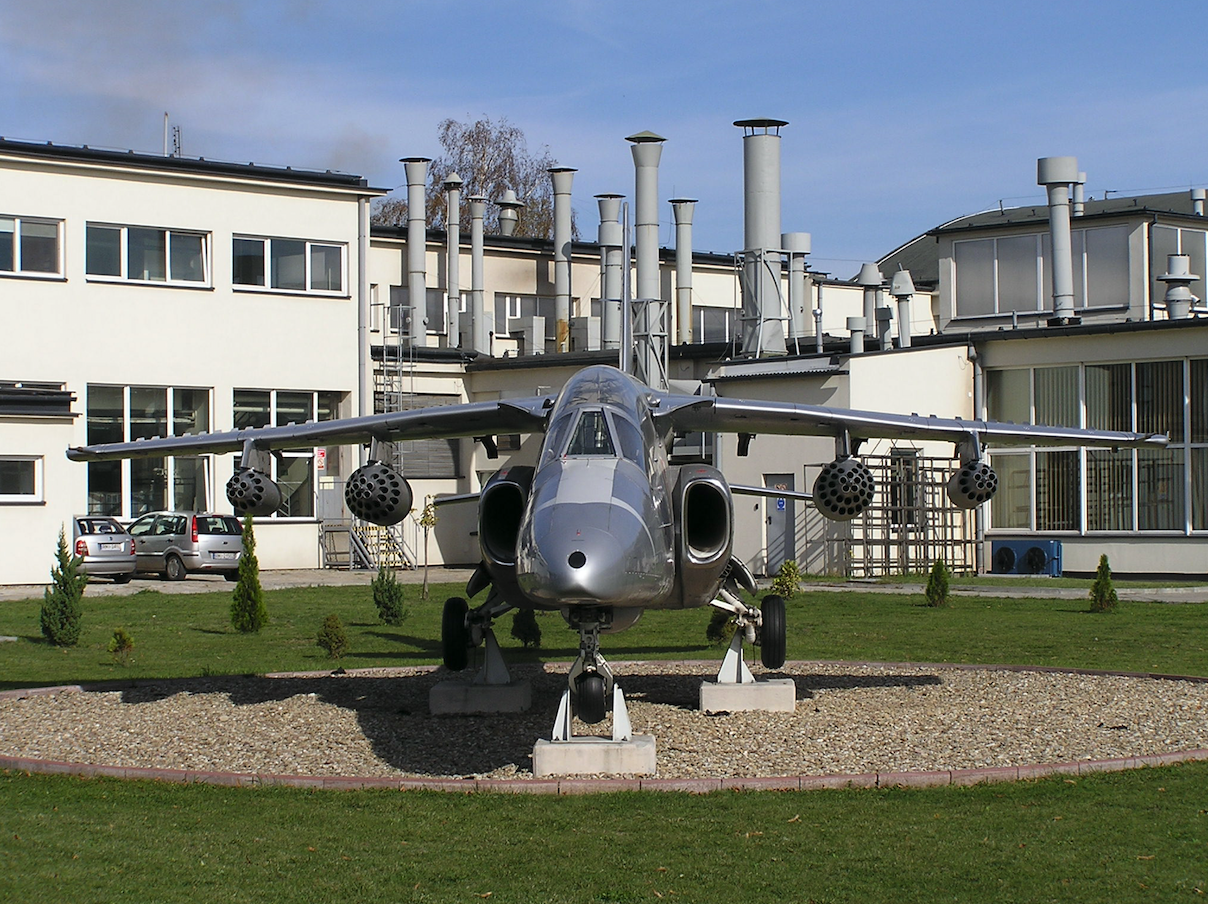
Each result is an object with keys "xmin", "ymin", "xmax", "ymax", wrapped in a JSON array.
[{"xmin": 542, "ymin": 407, "xmax": 644, "ymax": 467}]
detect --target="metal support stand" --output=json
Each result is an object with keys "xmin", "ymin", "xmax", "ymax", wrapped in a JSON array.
[
  {"xmin": 551, "ymin": 684, "xmax": 632, "ymax": 743},
  {"xmin": 700, "ymin": 590, "xmax": 796, "ymax": 714},
  {"xmin": 470, "ymin": 628, "xmax": 511, "ymax": 686}
]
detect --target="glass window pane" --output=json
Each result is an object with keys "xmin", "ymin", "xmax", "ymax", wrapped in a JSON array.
[
  {"xmin": 1087, "ymin": 449, "xmax": 1132, "ymax": 531},
  {"xmin": 129, "ymin": 387, "xmax": 168, "ymax": 440},
  {"xmin": 954, "ymin": 239, "xmax": 995, "ymax": 317},
  {"xmin": 86, "ymin": 225, "xmax": 122, "ymax": 277},
  {"xmin": 990, "ymin": 453, "xmax": 1031, "ymax": 529},
  {"xmin": 1193, "ymin": 448, "xmax": 1207, "ymax": 531},
  {"xmin": 1084, "ymin": 226, "xmax": 1129, "ymax": 307},
  {"xmin": 1086, "ymin": 363, "xmax": 1131, "ymax": 431},
  {"xmin": 986, "ymin": 369, "xmax": 1030, "ymax": 424},
  {"xmin": 0, "ymin": 218, "xmax": 13, "ymax": 271},
  {"xmin": 169, "ymin": 232, "xmax": 205, "ymax": 282},
  {"xmin": 130, "ymin": 457, "xmax": 167, "ymax": 515},
  {"xmin": 276, "ymin": 391, "xmax": 313, "ymax": 427},
  {"xmin": 127, "ymin": 228, "xmax": 166, "ymax": 281},
  {"xmin": 1138, "ymin": 448, "xmax": 1185, "ymax": 531},
  {"xmin": 233, "ymin": 390, "xmax": 271, "ymax": 430},
  {"xmin": 232, "ymin": 238, "xmax": 265, "ymax": 285},
  {"xmin": 277, "ymin": 455, "xmax": 313, "ymax": 517},
  {"xmin": 172, "ymin": 457, "xmax": 207, "ymax": 511},
  {"xmin": 1071, "ymin": 229, "xmax": 1085, "ymax": 308},
  {"xmin": 87, "ymin": 460, "xmax": 121, "ymax": 515},
  {"xmin": 0, "ymin": 459, "xmax": 35, "ymax": 495},
  {"xmin": 20, "ymin": 220, "xmax": 58, "ymax": 273},
  {"xmin": 1136, "ymin": 361, "xmax": 1184, "ymax": 437},
  {"xmin": 1034, "ymin": 366, "xmax": 1079, "ymax": 428},
  {"xmin": 1150, "ymin": 225, "xmax": 1179, "ymax": 307},
  {"xmin": 995, "ymin": 234, "xmax": 1040, "ymax": 313},
  {"xmin": 1182, "ymin": 230, "xmax": 1207, "ymax": 309},
  {"xmin": 270, "ymin": 239, "xmax": 306, "ymax": 290},
  {"xmin": 173, "ymin": 388, "xmax": 209, "ymax": 435},
  {"xmin": 309, "ymin": 244, "xmax": 342, "ymax": 291},
  {"xmin": 1036, "ymin": 450, "xmax": 1080, "ymax": 531},
  {"xmin": 1192, "ymin": 359, "xmax": 1208, "ymax": 444},
  {"xmin": 87, "ymin": 385, "xmax": 125, "ymax": 444},
  {"xmin": 427, "ymin": 288, "xmax": 445, "ymax": 334}
]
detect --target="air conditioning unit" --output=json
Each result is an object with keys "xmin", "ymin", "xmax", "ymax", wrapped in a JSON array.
[{"xmin": 991, "ymin": 539, "xmax": 1063, "ymax": 577}]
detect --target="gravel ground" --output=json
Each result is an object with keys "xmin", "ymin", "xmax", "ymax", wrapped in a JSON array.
[{"xmin": 2, "ymin": 661, "xmax": 1206, "ymax": 780}]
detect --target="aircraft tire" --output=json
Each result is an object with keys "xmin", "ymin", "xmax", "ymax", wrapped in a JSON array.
[
  {"xmin": 575, "ymin": 672, "xmax": 608, "ymax": 725},
  {"xmin": 442, "ymin": 597, "xmax": 470, "ymax": 671},
  {"xmin": 760, "ymin": 594, "xmax": 786, "ymax": 669}
]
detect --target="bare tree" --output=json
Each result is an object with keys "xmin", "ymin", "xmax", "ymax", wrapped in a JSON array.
[{"xmin": 372, "ymin": 116, "xmax": 576, "ymax": 240}]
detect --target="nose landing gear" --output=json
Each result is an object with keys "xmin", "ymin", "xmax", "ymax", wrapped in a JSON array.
[{"xmin": 565, "ymin": 608, "xmax": 615, "ymax": 725}]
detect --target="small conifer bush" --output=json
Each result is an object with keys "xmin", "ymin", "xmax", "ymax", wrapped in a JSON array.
[
  {"xmin": 1089, "ymin": 554, "xmax": 1119, "ymax": 613},
  {"xmin": 108, "ymin": 627, "xmax": 134, "ymax": 665},
  {"xmin": 510, "ymin": 608, "xmax": 542, "ymax": 648},
  {"xmin": 924, "ymin": 557, "xmax": 951, "ymax": 608},
  {"xmin": 372, "ymin": 564, "xmax": 408, "ymax": 625},
  {"xmin": 230, "ymin": 516, "xmax": 268, "ymax": 633},
  {"xmin": 770, "ymin": 559, "xmax": 804, "ymax": 599},
  {"xmin": 317, "ymin": 613, "xmax": 349, "ymax": 659},
  {"xmin": 41, "ymin": 527, "xmax": 86, "ymax": 646}
]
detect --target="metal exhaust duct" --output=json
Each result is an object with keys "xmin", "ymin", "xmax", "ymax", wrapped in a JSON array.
[
  {"xmin": 782, "ymin": 232, "xmax": 811, "ymax": 346},
  {"xmin": 1073, "ymin": 171, "xmax": 1086, "ymax": 216},
  {"xmin": 401, "ymin": 157, "xmax": 431, "ymax": 347},
  {"xmin": 1193, "ymin": 188, "xmax": 1206, "ymax": 217},
  {"xmin": 735, "ymin": 119, "xmax": 787, "ymax": 357},
  {"xmin": 596, "ymin": 193, "xmax": 624, "ymax": 350},
  {"xmin": 889, "ymin": 268, "xmax": 915, "ymax": 349},
  {"xmin": 671, "ymin": 199, "xmax": 696, "ymax": 344},
  {"xmin": 444, "ymin": 172, "xmax": 462, "ymax": 346},
  {"xmin": 627, "ymin": 131, "xmax": 666, "ymax": 304},
  {"xmin": 1159, "ymin": 254, "xmax": 1198, "ymax": 320},
  {"xmin": 549, "ymin": 167, "xmax": 576, "ymax": 353},
  {"xmin": 846, "ymin": 316, "xmax": 866, "ymax": 355},
  {"xmin": 857, "ymin": 262, "xmax": 883, "ymax": 331},
  {"xmin": 1038, "ymin": 156, "xmax": 1080, "ymax": 325},
  {"xmin": 497, "ymin": 189, "xmax": 523, "ymax": 236},
  {"xmin": 468, "ymin": 195, "xmax": 489, "ymax": 354}
]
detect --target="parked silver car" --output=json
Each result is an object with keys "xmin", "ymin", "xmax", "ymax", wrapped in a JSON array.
[
  {"xmin": 72, "ymin": 516, "xmax": 137, "ymax": 582},
  {"xmin": 127, "ymin": 511, "xmax": 244, "ymax": 581}
]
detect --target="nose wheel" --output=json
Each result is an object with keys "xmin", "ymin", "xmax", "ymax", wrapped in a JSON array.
[
  {"xmin": 565, "ymin": 608, "xmax": 615, "ymax": 724},
  {"xmin": 575, "ymin": 672, "xmax": 608, "ymax": 725}
]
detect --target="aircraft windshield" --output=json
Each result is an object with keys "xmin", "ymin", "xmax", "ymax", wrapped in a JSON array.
[{"xmin": 565, "ymin": 409, "xmax": 615, "ymax": 457}]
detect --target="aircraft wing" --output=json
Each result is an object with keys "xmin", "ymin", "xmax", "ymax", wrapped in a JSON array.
[
  {"xmin": 66, "ymin": 397, "xmax": 553, "ymax": 462},
  {"xmin": 653, "ymin": 393, "xmax": 1168, "ymax": 449}
]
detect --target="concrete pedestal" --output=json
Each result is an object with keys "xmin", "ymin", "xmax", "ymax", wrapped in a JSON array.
[
  {"xmin": 532, "ymin": 734, "xmax": 657, "ymax": 777},
  {"xmin": 699, "ymin": 677, "xmax": 796, "ymax": 714},
  {"xmin": 429, "ymin": 679, "xmax": 532, "ymax": 715}
]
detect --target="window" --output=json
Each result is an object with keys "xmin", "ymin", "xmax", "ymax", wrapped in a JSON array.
[
  {"xmin": 1151, "ymin": 226, "xmax": 1207, "ymax": 311},
  {"xmin": 389, "ymin": 286, "xmax": 448, "ymax": 335},
  {"xmin": 386, "ymin": 393, "xmax": 462, "ymax": 479},
  {"xmin": 692, "ymin": 305, "xmax": 739, "ymax": 343},
  {"xmin": 0, "ymin": 456, "xmax": 42, "ymax": 503},
  {"xmin": 0, "ymin": 216, "xmax": 62, "ymax": 277},
  {"xmin": 494, "ymin": 294, "xmax": 558, "ymax": 343},
  {"xmin": 86, "ymin": 223, "xmax": 208, "ymax": 285},
  {"xmin": 233, "ymin": 236, "xmax": 345, "ymax": 294}
]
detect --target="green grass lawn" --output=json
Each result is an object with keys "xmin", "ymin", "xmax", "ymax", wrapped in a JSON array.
[{"xmin": 3, "ymin": 578, "xmax": 1207, "ymax": 902}]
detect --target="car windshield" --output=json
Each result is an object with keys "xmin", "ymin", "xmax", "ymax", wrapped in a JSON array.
[{"xmin": 564, "ymin": 409, "xmax": 615, "ymax": 457}]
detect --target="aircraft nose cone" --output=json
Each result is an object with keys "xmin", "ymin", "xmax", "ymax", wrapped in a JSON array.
[{"xmin": 520, "ymin": 519, "xmax": 630, "ymax": 604}]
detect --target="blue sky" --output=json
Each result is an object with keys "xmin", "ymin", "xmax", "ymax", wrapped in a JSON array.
[{"xmin": 2, "ymin": 0, "xmax": 1206, "ymax": 276}]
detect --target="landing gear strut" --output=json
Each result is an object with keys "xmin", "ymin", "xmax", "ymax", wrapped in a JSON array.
[
  {"xmin": 565, "ymin": 608, "xmax": 615, "ymax": 724},
  {"xmin": 708, "ymin": 589, "xmax": 787, "ymax": 684},
  {"xmin": 441, "ymin": 592, "xmax": 516, "ymax": 685}
]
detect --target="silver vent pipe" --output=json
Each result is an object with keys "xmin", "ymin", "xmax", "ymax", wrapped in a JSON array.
[
  {"xmin": 846, "ymin": 316, "xmax": 866, "ymax": 355},
  {"xmin": 468, "ymin": 195, "xmax": 489, "ymax": 354},
  {"xmin": 497, "ymin": 189, "xmax": 523, "ymax": 236},
  {"xmin": 1158, "ymin": 254, "xmax": 1199, "ymax": 320},
  {"xmin": 735, "ymin": 119, "xmax": 787, "ymax": 357},
  {"xmin": 444, "ymin": 172, "xmax": 462, "ymax": 346},
  {"xmin": 549, "ymin": 167, "xmax": 576, "ymax": 353},
  {"xmin": 671, "ymin": 199, "xmax": 696, "ymax": 344},
  {"xmin": 1193, "ymin": 188, "xmax": 1206, "ymax": 217},
  {"xmin": 857, "ymin": 262, "xmax": 883, "ymax": 329},
  {"xmin": 890, "ymin": 269, "xmax": 915, "ymax": 349},
  {"xmin": 627, "ymin": 131, "xmax": 665, "ymax": 304},
  {"xmin": 782, "ymin": 232, "xmax": 811, "ymax": 347},
  {"xmin": 1038, "ymin": 156, "xmax": 1080, "ymax": 324},
  {"xmin": 1073, "ymin": 171, "xmax": 1086, "ymax": 216},
  {"xmin": 596, "ymin": 193, "xmax": 624, "ymax": 350},
  {"xmin": 401, "ymin": 157, "xmax": 431, "ymax": 347}
]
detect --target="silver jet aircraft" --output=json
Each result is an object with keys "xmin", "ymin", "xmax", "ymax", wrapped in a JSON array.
[{"xmin": 67, "ymin": 364, "xmax": 1165, "ymax": 723}]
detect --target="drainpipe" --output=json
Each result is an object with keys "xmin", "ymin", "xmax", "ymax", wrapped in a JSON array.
[
  {"xmin": 549, "ymin": 167, "xmax": 576, "ymax": 353},
  {"xmin": 671, "ymin": 199, "xmax": 696, "ymax": 344},
  {"xmin": 596, "ymin": 193, "xmax": 624, "ymax": 350},
  {"xmin": 444, "ymin": 172, "xmax": 462, "ymax": 347},
  {"xmin": 968, "ymin": 341, "xmax": 985, "ymax": 574},
  {"xmin": 357, "ymin": 196, "xmax": 371, "ymax": 422},
  {"xmin": 468, "ymin": 195, "xmax": 488, "ymax": 355},
  {"xmin": 1038, "ymin": 156, "xmax": 1080, "ymax": 325},
  {"xmin": 401, "ymin": 157, "xmax": 430, "ymax": 348}
]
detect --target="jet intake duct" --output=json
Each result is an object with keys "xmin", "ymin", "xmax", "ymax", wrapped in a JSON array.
[
  {"xmin": 673, "ymin": 465, "xmax": 734, "ymax": 606},
  {"xmin": 813, "ymin": 456, "xmax": 875, "ymax": 521},
  {"xmin": 946, "ymin": 459, "xmax": 998, "ymax": 509},
  {"xmin": 344, "ymin": 462, "xmax": 412, "ymax": 526},
  {"xmin": 479, "ymin": 466, "xmax": 534, "ymax": 569},
  {"xmin": 226, "ymin": 469, "xmax": 282, "ymax": 517}
]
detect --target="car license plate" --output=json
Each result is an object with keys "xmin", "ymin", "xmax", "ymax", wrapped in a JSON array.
[
  {"xmin": 212, "ymin": 552, "xmax": 237, "ymax": 560},
  {"xmin": 101, "ymin": 543, "xmax": 122, "ymax": 551}
]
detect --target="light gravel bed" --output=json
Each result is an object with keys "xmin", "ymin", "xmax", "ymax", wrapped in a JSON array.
[{"xmin": 2, "ymin": 662, "xmax": 1207, "ymax": 780}]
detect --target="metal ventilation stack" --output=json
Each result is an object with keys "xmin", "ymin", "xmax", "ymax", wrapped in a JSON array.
[
  {"xmin": 1038, "ymin": 156, "xmax": 1081, "ymax": 326},
  {"xmin": 401, "ymin": 157, "xmax": 431, "ymax": 347},
  {"xmin": 735, "ymin": 119, "xmax": 788, "ymax": 357}
]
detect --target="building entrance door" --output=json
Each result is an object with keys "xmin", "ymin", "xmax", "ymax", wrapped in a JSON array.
[{"xmin": 764, "ymin": 472, "xmax": 796, "ymax": 576}]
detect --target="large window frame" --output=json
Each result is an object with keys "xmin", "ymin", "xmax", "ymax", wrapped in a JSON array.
[
  {"xmin": 0, "ymin": 215, "xmax": 63, "ymax": 278},
  {"xmin": 232, "ymin": 236, "xmax": 347, "ymax": 296},
  {"xmin": 85, "ymin": 223, "xmax": 209, "ymax": 286}
]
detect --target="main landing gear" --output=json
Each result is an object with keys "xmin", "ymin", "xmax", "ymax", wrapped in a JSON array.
[
  {"xmin": 708, "ymin": 589, "xmax": 787, "ymax": 684},
  {"xmin": 441, "ymin": 593, "xmax": 515, "ymax": 686}
]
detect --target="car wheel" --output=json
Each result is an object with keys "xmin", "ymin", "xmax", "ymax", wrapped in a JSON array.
[{"xmin": 164, "ymin": 554, "xmax": 187, "ymax": 582}]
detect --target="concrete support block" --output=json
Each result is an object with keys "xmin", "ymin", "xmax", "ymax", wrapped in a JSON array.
[
  {"xmin": 429, "ymin": 679, "xmax": 532, "ymax": 715},
  {"xmin": 699, "ymin": 677, "xmax": 796, "ymax": 714},
  {"xmin": 532, "ymin": 735, "xmax": 657, "ymax": 777}
]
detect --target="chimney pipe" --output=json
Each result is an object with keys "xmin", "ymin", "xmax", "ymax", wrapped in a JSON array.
[
  {"xmin": 890, "ymin": 268, "xmax": 915, "ymax": 349},
  {"xmin": 468, "ymin": 195, "xmax": 489, "ymax": 354},
  {"xmin": 846, "ymin": 316, "xmax": 866, "ymax": 355},
  {"xmin": 549, "ymin": 167, "xmax": 576, "ymax": 353},
  {"xmin": 1159, "ymin": 254, "xmax": 1199, "ymax": 320},
  {"xmin": 735, "ymin": 119, "xmax": 788, "ymax": 357},
  {"xmin": 1192, "ymin": 188, "xmax": 1206, "ymax": 217},
  {"xmin": 496, "ymin": 189, "xmax": 523, "ymax": 236},
  {"xmin": 671, "ymin": 199, "xmax": 696, "ymax": 344},
  {"xmin": 782, "ymin": 232, "xmax": 811, "ymax": 347},
  {"xmin": 1072, "ymin": 171, "xmax": 1086, "ymax": 216},
  {"xmin": 1038, "ymin": 156, "xmax": 1080, "ymax": 325},
  {"xmin": 401, "ymin": 157, "xmax": 430, "ymax": 348},
  {"xmin": 627, "ymin": 131, "xmax": 665, "ymax": 305},
  {"xmin": 857, "ymin": 262, "xmax": 883, "ymax": 329},
  {"xmin": 596, "ymin": 193, "xmax": 624, "ymax": 350},
  {"xmin": 444, "ymin": 172, "xmax": 462, "ymax": 346}
]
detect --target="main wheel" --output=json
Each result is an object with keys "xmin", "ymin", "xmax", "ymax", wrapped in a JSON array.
[
  {"xmin": 575, "ymin": 672, "xmax": 608, "ymax": 725},
  {"xmin": 759, "ymin": 594, "xmax": 786, "ymax": 669},
  {"xmin": 164, "ymin": 554, "xmax": 187, "ymax": 582},
  {"xmin": 441, "ymin": 597, "xmax": 470, "ymax": 671}
]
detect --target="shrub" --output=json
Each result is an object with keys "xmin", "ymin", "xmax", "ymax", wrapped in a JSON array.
[
  {"xmin": 706, "ymin": 607, "xmax": 736, "ymax": 646},
  {"xmin": 41, "ymin": 527, "xmax": 86, "ymax": 646},
  {"xmin": 1089, "ymin": 554, "xmax": 1118, "ymax": 613},
  {"xmin": 108, "ymin": 627, "xmax": 134, "ymax": 665},
  {"xmin": 510, "ymin": 608, "xmax": 542, "ymax": 648},
  {"xmin": 924, "ymin": 557, "xmax": 951, "ymax": 608},
  {"xmin": 372, "ymin": 564, "xmax": 409, "ymax": 626},
  {"xmin": 230, "ymin": 515, "xmax": 267, "ymax": 633},
  {"xmin": 317, "ymin": 614, "xmax": 349, "ymax": 659},
  {"xmin": 770, "ymin": 559, "xmax": 804, "ymax": 599}
]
